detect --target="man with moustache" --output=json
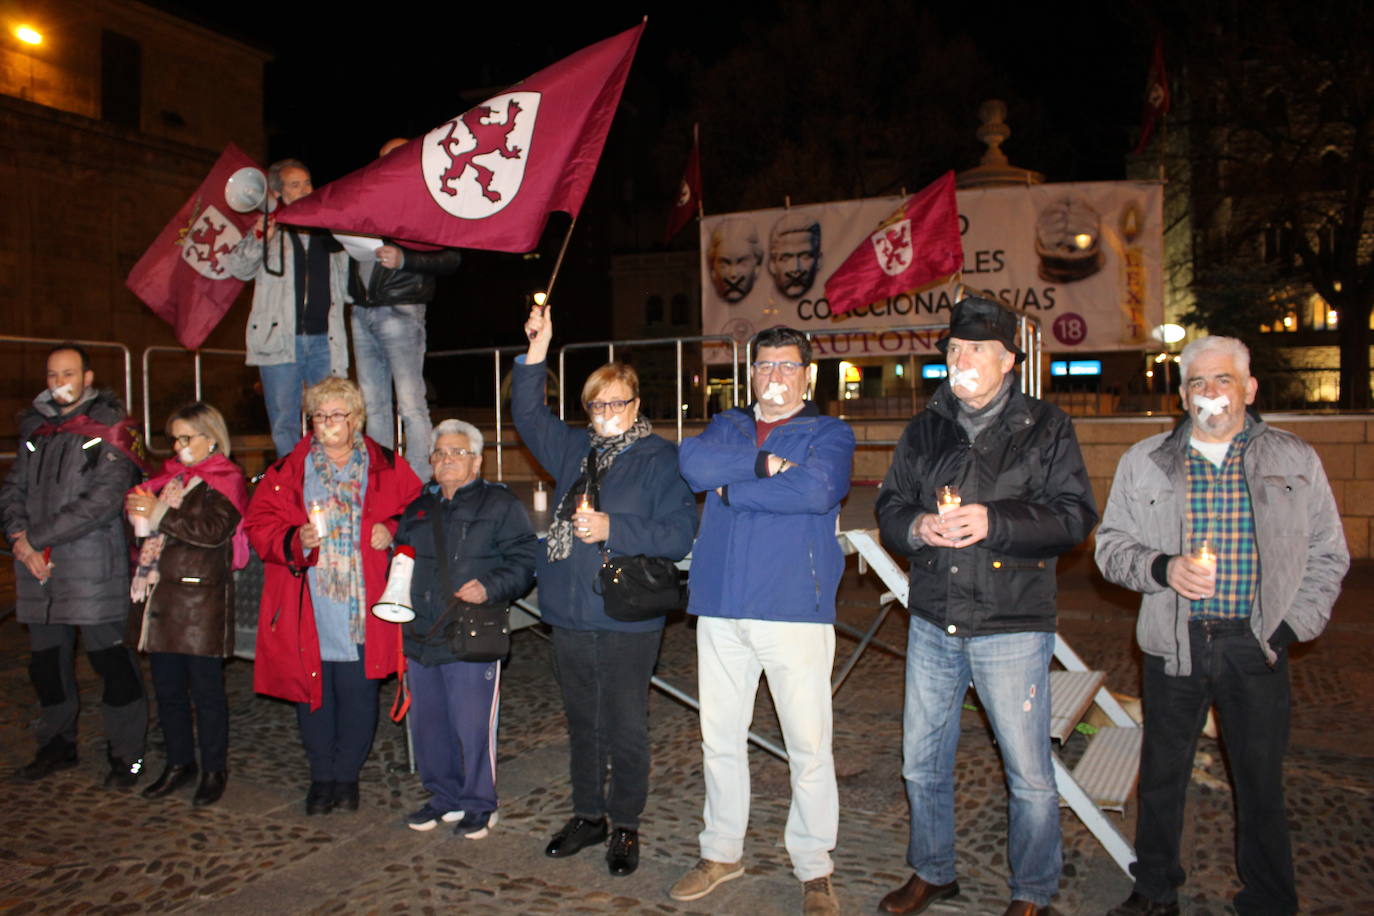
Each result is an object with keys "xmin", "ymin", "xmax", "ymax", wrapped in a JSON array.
[
  {"xmin": 1096, "ymin": 336, "xmax": 1347, "ymax": 916},
  {"xmin": 673, "ymin": 325, "xmax": 854, "ymax": 916},
  {"xmin": 348, "ymin": 138, "xmax": 462, "ymax": 482},
  {"xmin": 707, "ymin": 217, "xmax": 764, "ymax": 303},
  {"xmin": 1, "ymin": 344, "xmax": 148, "ymax": 786},
  {"xmin": 874, "ymin": 297, "xmax": 1097, "ymax": 916},
  {"xmin": 225, "ymin": 158, "xmax": 350, "ymax": 458},
  {"xmin": 768, "ymin": 213, "xmax": 822, "ymax": 299}
]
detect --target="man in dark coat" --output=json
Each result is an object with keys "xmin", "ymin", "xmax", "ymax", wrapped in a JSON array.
[
  {"xmin": 1, "ymin": 344, "xmax": 148, "ymax": 786},
  {"xmin": 874, "ymin": 298, "xmax": 1098, "ymax": 916}
]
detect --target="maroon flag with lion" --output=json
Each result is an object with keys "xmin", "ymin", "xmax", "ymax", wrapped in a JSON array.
[
  {"xmin": 126, "ymin": 143, "xmax": 261, "ymax": 350},
  {"xmin": 276, "ymin": 22, "xmax": 645, "ymax": 253},
  {"xmin": 823, "ymin": 171, "xmax": 963, "ymax": 316}
]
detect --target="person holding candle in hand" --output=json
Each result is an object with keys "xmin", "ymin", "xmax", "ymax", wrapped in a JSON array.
[
  {"xmin": 512, "ymin": 304, "xmax": 696, "ymax": 878},
  {"xmin": 874, "ymin": 297, "xmax": 1097, "ymax": 916},
  {"xmin": 126, "ymin": 402, "xmax": 247, "ymax": 807},
  {"xmin": 1095, "ymin": 336, "xmax": 1348, "ymax": 916},
  {"xmin": 245, "ymin": 377, "xmax": 421, "ymax": 815}
]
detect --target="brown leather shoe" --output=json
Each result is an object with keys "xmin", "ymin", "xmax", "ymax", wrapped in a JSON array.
[
  {"xmin": 877, "ymin": 875, "xmax": 959, "ymax": 914},
  {"xmin": 1001, "ymin": 901, "xmax": 1048, "ymax": 916}
]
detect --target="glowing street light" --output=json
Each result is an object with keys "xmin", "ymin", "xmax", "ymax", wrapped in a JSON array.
[{"xmin": 15, "ymin": 24, "xmax": 42, "ymax": 45}]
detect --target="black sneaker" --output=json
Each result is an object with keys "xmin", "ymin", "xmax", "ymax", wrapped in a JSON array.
[
  {"xmin": 17, "ymin": 736, "xmax": 78, "ymax": 781},
  {"xmin": 455, "ymin": 810, "xmax": 498, "ymax": 840},
  {"xmin": 406, "ymin": 803, "xmax": 464, "ymax": 832}
]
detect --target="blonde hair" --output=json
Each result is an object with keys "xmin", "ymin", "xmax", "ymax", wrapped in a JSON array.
[
  {"xmin": 304, "ymin": 377, "xmax": 366, "ymax": 428},
  {"xmin": 166, "ymin": 401, "xmax": 232, "ymax": 458},
  {"xmin": 580, "ymin": 362, "xmax": 640, "ymax": 412}
]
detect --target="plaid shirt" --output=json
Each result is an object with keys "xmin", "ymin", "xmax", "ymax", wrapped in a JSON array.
[{"xmin": 1186, "ymin": 427, "xmax": 1257, "ymax": 620}]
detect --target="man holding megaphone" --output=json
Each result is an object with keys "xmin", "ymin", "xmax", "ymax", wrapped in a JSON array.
[{"xmin": 224, "ymin": 159, "xmax": 350, "ymax": 459}]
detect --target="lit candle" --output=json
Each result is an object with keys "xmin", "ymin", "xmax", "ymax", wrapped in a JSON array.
[
  {"xmin": 1191, "ymin": 540, "xmax": 1217, "ymax": 574},
  {"xmin": 308, "ymin": 500, "xmax": 328, "ymax": 539},
  {"xmin": 936, "ymin": 485, "xmax": 962, "ymax": 516},
  {"xmin": 577, "ymin": 492, "xmax": 593, "ymax": 514}
]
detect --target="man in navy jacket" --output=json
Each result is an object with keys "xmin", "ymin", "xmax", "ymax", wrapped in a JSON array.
[{"xmin": 672, "ymin": 326, "xmax": 854, "ymax": 916}]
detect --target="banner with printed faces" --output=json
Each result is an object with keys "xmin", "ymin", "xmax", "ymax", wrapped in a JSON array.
[{"xmin": 700, "ymin": 181, "xmax": 1163, "ymax": 361}]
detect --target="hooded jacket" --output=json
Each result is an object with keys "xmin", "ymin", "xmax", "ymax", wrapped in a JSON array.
[
  {"xmin": 1, "ymin": 389, "xmax": 142, "ymax": 626},
  {"xmin": 1095, "ymin": 416, "xmax": 1348, "ymax": 676},
  {"xmin": 875, "ymin": 380, "xmax": 1097, "ymax": 637},
  {"xmin": 245, "ymin": 436, "xmax": 421, "ymax": 709}
]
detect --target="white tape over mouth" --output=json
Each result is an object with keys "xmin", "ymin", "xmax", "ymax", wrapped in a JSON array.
[
  {"xmin": 1192, "ymin": 394, "xmax": 1230, "ymax": 419},
  {"xmin": 950, "ymin": 367, "xmax": 980, "ymax": 392},
  {"xmin": 177, "ymin": 447, "xmax": 196, "ymax": 465},
  {"xmin": 595, "ymin": 415, "xmax": 624, "ymax": 436},
  {"xmin": 762, "ymin": 381, "xmax": 788, "ymax": 405},
  {"xmin": 51, "ymin": 383, "xmax": 75, "ymax": 402}
]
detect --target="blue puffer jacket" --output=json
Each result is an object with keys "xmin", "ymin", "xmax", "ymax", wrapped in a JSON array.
[
  {"xmin": 679, "ymin": 403, "xmax": 854, "ymax": 624},
  {"xmin": 511, "ymin": 358, "xmax": 697, "ymax": 633}
]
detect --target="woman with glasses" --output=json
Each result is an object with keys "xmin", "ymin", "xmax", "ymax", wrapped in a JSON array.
[
  {"xmin": 245, "ymin": 377, "xmax": 421, "ymax": 815},
  {"xmin": 512, "ymin": 305, "xmax": 697, "ymax": 878},
  {"xmin": 125, "ymin": 402, "xmax": 247, "ymax": 806}
]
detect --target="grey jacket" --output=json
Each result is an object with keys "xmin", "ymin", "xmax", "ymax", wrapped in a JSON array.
[
  {"xmin": 224, "ymin": 229, "xmax": 350, "ymax": 370},
  {"xmin": 1095, "ymin": 417, "xmax": 1348, "ymax": 676},
  {"xmin": 1, "ymin": 389, "xmax": 142, "ymax": 626}
]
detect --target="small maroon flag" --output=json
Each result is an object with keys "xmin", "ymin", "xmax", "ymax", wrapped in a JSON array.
[
  {"xmin": 664, "ymin": 126, "xmax": 701, "ymax": 243},
  {"xmin": 1133, "ymin": 36, "xmax": 1170, "ymax": 155},
  {"xmin": 125, "ymin": 143, "xmax": 261, "ymax": 350},
  {"xmin": 824, "ymin": 171, "xmax": 963, "ymax": 316},
  {"xmin": 276, "ymin": 22, "xmax": 645, "ymax": 252}
]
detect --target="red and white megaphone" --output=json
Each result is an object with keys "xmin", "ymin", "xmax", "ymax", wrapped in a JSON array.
[{"xmin": 372, "ymin": 545, "xmax": 416, "ymax": 623}]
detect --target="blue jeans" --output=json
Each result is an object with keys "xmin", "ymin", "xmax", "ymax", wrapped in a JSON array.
[
  {"xmin": 902, "ymin": 616, "xmax": 1059, "ymax": 907},
  {"xmin": 351, "ymin": 304, "xmax": 431, "ymax": 480},
  {"xmin": 295, "ymin": 652, "xmax": 379, "ymax": 783},
  {"xmin": 259, "ymin": 333, "xmax": 332, "ymax": 458}
]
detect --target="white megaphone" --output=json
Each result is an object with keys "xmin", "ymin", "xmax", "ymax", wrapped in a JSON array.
[
  {"xmin": 224, "ymin": 167, "xmax": 278, "ymax": 214},
  {"xmin": 372, "ymin": 545, "xmax": 416, "ymax": 623}
]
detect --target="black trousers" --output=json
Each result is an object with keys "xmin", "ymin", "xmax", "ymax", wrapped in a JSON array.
[
  {"xmin": 1133, "ymin": 619, "xmax": 1297, "ymax": 915},
  {"xmin": 549, "ymin": 626, "xmax": 661, "ymax": 829},
  {"xmin": 149, "ymin": 652, "xmax": 228, "ymax": 771},
  {"xmin": 295, "ymin": 654, "xmax": 379, "ymax": 783}
]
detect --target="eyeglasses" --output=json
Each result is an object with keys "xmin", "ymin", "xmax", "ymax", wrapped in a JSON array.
[
  {"xmin": 752, "ymin": 360, "xmax": 806, "ymax": 375},
  {"xmin": 171, "ymin": 433, "xmax": 206, "ymax": 448},
  {"xmin": 310, "ymin": 411, "xmax": 352, "ymax": 425},
  {"xmin": 586, "ymin": 398, "xmax": 636, "ymax": 414},
  {"xmin": 432, "ymin": 447, "xmax": 477, "ymax": 461}
]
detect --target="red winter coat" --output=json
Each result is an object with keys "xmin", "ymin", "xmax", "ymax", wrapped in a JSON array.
[{"xmin": 245, "ymin": 436, "xmax": 421, "ymax": 710}]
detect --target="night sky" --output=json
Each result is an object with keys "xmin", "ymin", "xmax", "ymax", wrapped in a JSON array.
[{"xmin": 163, "ymin": 1, "xmax": 1153, "ymax": 357}]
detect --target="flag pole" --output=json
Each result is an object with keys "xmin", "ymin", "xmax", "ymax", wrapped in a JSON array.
[{"xmin": 543, "ymin": 216, "xmax": 578, "ymax": 305}]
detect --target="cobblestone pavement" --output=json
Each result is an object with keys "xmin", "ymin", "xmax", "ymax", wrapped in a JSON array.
[{"xmin": 0, "ymin": 551, "xmax": 1370, "ymax": 915}]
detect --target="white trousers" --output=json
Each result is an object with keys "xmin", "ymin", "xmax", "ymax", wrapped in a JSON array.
[{"xmin": 696, "ymin": 616, "xmax": 838, "ymax": 881}]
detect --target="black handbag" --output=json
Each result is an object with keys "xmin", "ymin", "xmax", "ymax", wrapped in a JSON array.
[
  {"xmin": 596, "ymin": 551, "xmax": 687, "ymax": 622},
  {"xmin": 429, "ymin": 506, "xmax": 510, "ymax": 662}
]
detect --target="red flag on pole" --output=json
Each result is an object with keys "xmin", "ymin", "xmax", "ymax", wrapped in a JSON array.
[
  {"xmin": 125, "ymin": 143, "xmax": 261, "ymax": 350},
  {"xmin": 664, "ymin": 125, "xmax": 701, "ymax": 243},
  {"xmin": 276, "ymin": 22, "xmax": 645, "ymax": 252},
  {"xmin": 823, "ymin": 171, "xmax": 963, "ymax": 316},
  {"xmin": 1133, "ymin": 36, "xmax": 1170, "ymax": 155}
]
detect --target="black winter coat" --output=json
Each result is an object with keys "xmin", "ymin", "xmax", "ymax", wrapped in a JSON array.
[
  {"xmin": 875, "ymin": 380, "xmax": 1098, "ymax": 636},
  {"xmin": 348, "ymin": 246, "xmax": 461, "ymax": 308},
  {"xmin": 395, "ymin": 480, "xmax": 537, "ymax": 667},
  {"xmin": 1, "ymin": 390, "xmax": 142, "ymax": 626}
]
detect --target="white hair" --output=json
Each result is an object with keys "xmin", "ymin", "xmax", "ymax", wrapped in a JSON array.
[
  {"xmin": 431, "ymin": 418, "xmax": 483, "ymax": 454},
  {"xmin": 1179, "ymin": 336, "xmax": 1251, "ymax": 382}
]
